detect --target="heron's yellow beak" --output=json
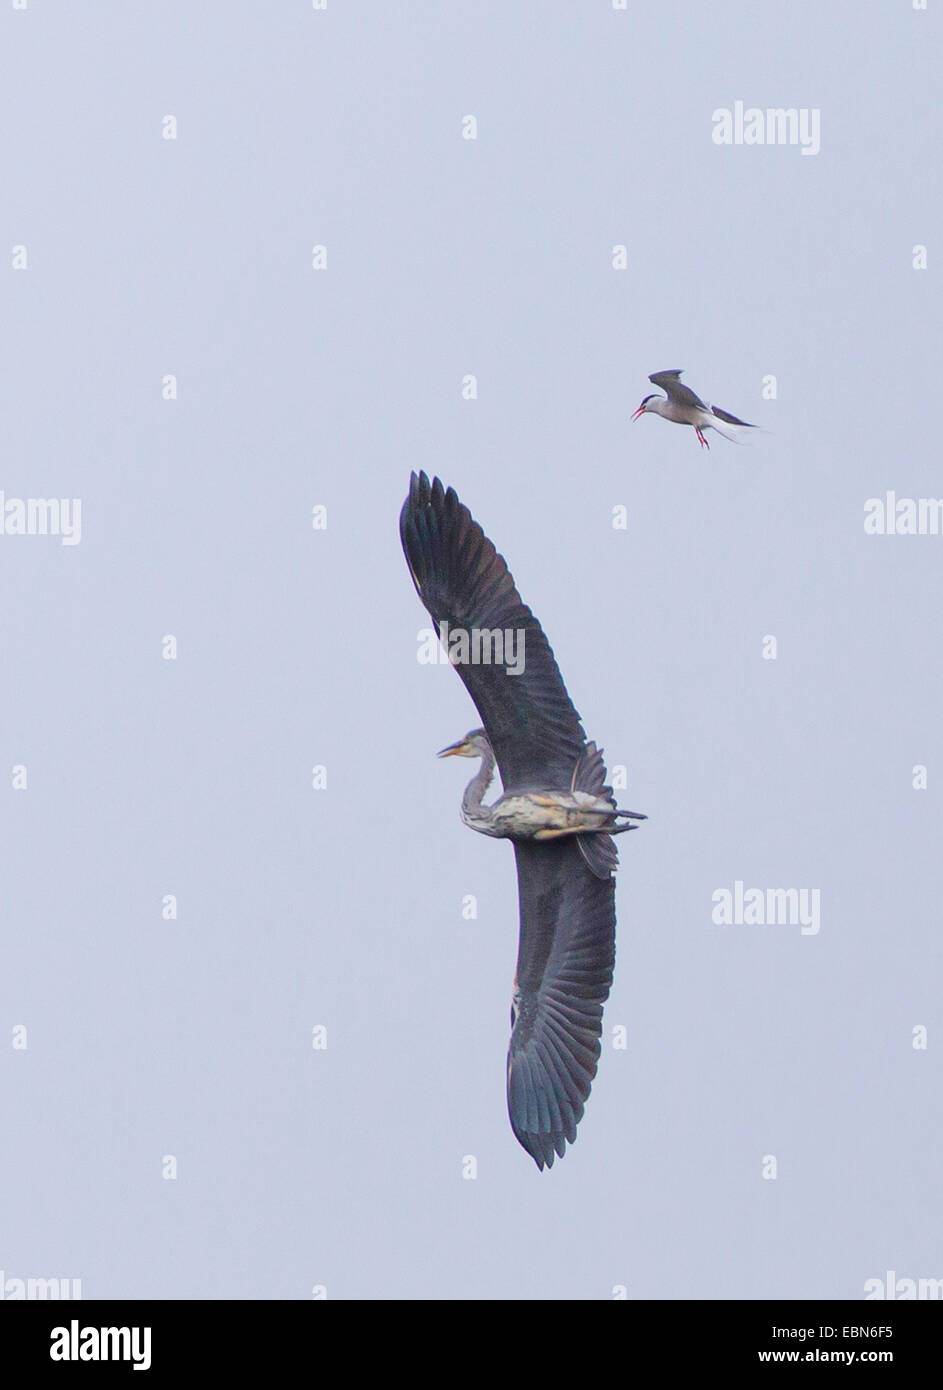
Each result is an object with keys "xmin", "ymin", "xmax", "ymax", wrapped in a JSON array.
[{"xmin": 437, "ymin": 738, "xmax": 470, "ymax": 758}]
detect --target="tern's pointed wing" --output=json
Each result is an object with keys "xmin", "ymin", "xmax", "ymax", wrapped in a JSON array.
[
  {"xmin": 507, "ymin": 839, "xmax": 616, "ymax": 1169},
  {"xmin": 399, "ymin": 471, "xmax": 586, "ymax": 790},
  {"xmin": 709, "ymin": 403, "xmax": 755, "ymax": 427},
  {"xmin": 649, "ymin": 369, "xmax": 708, "ymax": 411}
]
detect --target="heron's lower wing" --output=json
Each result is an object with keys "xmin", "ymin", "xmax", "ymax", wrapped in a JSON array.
[
  {"xmin": 507, "ymin": 839, "xmax": 616, "ymax": 1169},
  {"xmin": 400, "ymin": 472, "xmax": 587, "ymax": 789},
  {"xmin": 649, "ymin": 370, "xmax": 707, "ymax": 411}
]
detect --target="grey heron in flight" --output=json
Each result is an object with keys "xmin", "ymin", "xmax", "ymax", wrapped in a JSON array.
[
  {"xmin": 633, "ymin": 369, "xmax": 756, "ymax": 449},
  {"xmin": 400, "ymin": 472, "xmax": 645, "ymax": 1169}
]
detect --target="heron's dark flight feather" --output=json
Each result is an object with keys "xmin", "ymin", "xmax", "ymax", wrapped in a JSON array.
[
  {"xmin": 508, "ymin": 839, "xmax": 616, "ymax": 1169},
  {"xmin": 572, "ymin": 741, "xmax": 619, "ymax": 878},
  {"xmin": 401, "ymin": 472, "xmax": 628, "ymax": 1171},
  {"xmin": 400, "ymin": 471, "xmax": 587, "ymax": 790}
]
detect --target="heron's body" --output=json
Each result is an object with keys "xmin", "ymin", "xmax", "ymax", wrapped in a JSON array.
[
  {"xmin": 469, "ymin": 789, "xmax": 629, "ymax": 840},
  {"xmin": 400, "ymin": 472, "xmax": 645, "ymax": 1169},
  {"xmin": 633, "ymin": 368, "xmax": 757, "ymax": 449},
  {"xmin": 444, "ymin": 727, "xmax": 642, "ymax": 847}
]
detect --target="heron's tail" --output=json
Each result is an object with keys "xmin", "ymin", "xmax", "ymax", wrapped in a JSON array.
[
  {"xmin": 571, "ymin": 742, "xmax": 610, "ymax": 796},
  {"xmin": 605, "ymin": 816, "xmax": 644, "ymax": 831},
  {"xmin": 576, "ymin": 832, "xmax": 618, "ymax": 880},
  {"xmin": 572, "ymin": 743, "xmax": 645, "ymax": 878}
]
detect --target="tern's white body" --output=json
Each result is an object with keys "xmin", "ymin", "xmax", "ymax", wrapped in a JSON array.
[
  {"xmin": 633, "ymin": 369, "xmax": 757, "ymax": 450},
  {"xmin": 640, "ymin": 395, "xmax": 742, "ymax": 438}
]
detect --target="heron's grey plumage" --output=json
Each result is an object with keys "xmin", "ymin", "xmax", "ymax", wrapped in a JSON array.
[
  {"xmin": 509, "ymin": 838, "xmax": 615, "ymax": 1168},
  {"xmin": 400, "ymin": 472, "xmax": 585, "ymax": 790},
  {"xmin": 400, "ymin": 472, "xmax": 644, "ymax": 1169}
]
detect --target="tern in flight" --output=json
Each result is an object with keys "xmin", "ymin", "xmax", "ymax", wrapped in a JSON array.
[
  {"xmin": 632, "ymin": 369, "xmax": 757, "ymax": 449},
  {"xmin": 400, "ymin": 472, "xmax": 645, "ymax": 1169}
]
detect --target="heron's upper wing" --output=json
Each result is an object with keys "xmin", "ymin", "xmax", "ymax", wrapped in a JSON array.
[
  {"xmin": 400, "ymin": 471, "xmax": 586, "ymax": 790},
  {"xmin": 649, "ymin": 369, "xmax": 707, "ymax": 411},
  {"xmin": 507, "ymin": 838, "xmax": 616, "ymax": 1169}
]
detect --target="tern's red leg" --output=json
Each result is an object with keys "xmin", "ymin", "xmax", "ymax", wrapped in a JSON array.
[{"xmin": 695, "ymin": 426, "xmax": 710, "ymax": 449}]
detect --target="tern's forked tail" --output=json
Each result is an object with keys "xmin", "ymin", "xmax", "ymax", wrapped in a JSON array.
[{"xmin": 708, "ymin": 405, "xmax": 758, "ymax": 442}]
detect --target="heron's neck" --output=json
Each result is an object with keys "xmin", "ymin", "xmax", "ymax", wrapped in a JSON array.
[{"xmin": 463, "ymin": 745, "xmax": 496, "ymax": 818}]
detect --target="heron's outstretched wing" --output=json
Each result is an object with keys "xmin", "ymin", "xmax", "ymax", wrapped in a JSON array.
[
  {"xmin": 400, "ymin": 471, "xmax": 586, "ymax": 790},
  {"xmin": 649, "ymin": 369, "xmax": 707, "ymax": 411},
  {"xmin": 507, "ymin": 838, "xmax": 615, "ymax": 1169}
]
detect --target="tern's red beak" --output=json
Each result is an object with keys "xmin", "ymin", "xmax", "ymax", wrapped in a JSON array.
[{"xmin": 631, "ymin": 406, "xmax": 645, "ymax": 421}]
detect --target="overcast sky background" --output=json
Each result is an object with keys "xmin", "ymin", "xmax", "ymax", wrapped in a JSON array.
[{"xmin": 1, "ymin": 1, "xmax": 940, "ymax": 1300}]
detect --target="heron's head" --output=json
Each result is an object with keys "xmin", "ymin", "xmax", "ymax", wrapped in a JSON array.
[
  {"xmin": 631, "ymin": 394, "xmax": 657, "ymax": 421},
  {"xmin": 437, "ymin": 728, "xmax": 490, "ymax": 759}
]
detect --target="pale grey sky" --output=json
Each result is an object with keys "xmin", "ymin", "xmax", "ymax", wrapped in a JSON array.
[{"xmin": 1, "ymin": 0, "xmax": 940, "ymax": 1299}]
